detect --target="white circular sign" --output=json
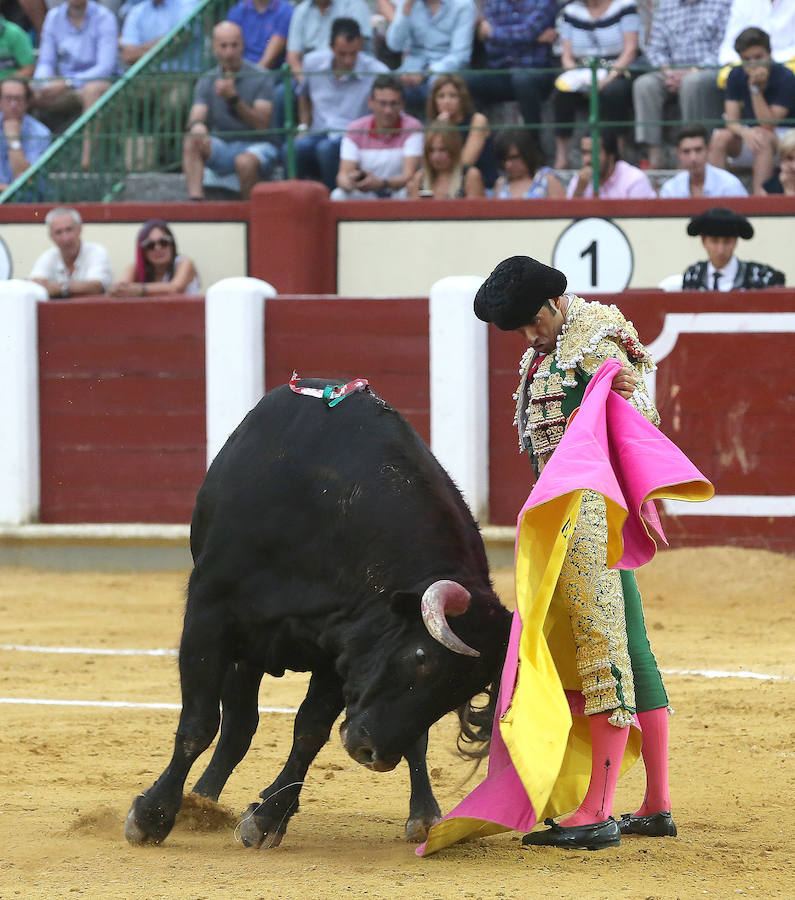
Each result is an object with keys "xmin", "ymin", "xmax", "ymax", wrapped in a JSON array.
[
  {"xmin": 0, "ymin": 236, "xmax": 11, "ymax": 280},
  {"xmin": 552, "ymin": 217, "xmax": 633, "ymax": 293}
]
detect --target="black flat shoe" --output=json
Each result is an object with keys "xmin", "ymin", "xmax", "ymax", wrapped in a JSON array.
[
  {"xmin": 521, "ymin": 817, "xmax": 620, "ymax": 851},
  {"xmin": 617, "ymin": 811, "xmax": 677, "ymax": 837}
]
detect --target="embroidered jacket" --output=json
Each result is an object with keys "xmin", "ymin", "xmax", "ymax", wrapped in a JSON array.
[
  {"xmin": 514, "ymin": 295, "xmax": 660, "ymax": 474},
  {"xmin": 682, "ymin": 259, "xmax": 785, "ymax": 291}
]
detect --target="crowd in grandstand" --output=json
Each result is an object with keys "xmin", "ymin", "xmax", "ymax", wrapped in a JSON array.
[{"xmin": 0, "ymin": 0, "xmax": 794, "ymax": 200}]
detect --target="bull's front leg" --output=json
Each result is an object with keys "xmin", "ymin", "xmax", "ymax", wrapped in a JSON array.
[
  {"xmin": 404, "ymin": 731, "xmax": 442, "ymax": 841},
  {"xmin": 239, "ymin": 667, "xmax": 344, "ymax": 849}
]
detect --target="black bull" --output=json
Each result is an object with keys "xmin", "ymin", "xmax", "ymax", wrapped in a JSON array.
[{"xmin": 125, "ymin": 380, "xmax": 512, "ymax": 848}]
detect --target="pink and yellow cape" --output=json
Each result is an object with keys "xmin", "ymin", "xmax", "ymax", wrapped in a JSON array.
[{"xmin": 418, "ymin": 359, "xmax": 713, "ymax": 856}]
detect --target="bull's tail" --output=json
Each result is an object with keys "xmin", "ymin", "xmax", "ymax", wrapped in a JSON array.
[{"xmin": 455, "ymin": 680, "xmax": 498, "ymax": 765}]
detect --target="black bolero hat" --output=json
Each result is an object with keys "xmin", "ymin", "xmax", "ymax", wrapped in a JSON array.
[
  {"xmin": 474, "ymin": 256, "xmax": 568, "ymax": 331},
  {"xmin": 687, "ymin": 207, "xmax": 754, "ymax": 239}
]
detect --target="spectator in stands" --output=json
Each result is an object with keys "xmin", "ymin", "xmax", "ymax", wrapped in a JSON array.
[
  {"xmin": 426, "ymin": 73, "xmax": 497, "ymax": 189},
  {"xmin": 0, "ymin": 77, "xmax": 50, "ymax": 191},
  {"xmin": 294, "ymin": 17, "xmax": 388, "ymax": 190},
  {"xmin": 632, "ymin": 0, "xmax": 730, "ymax": 169},
  {"xmin": 682, "ymin": 206, "xmax": 785, "ymax": 289},
  {"xmin": 29, "ymin": 206, "xmax": 113, "ymax": 298},
  {"xmin": 659, "ymin": 125, "xmax": 748, "ymax": 197},
  {"xmin": 110, "ymin": 219, "xmax": 201, "ymax": 296},
  {"xmin": 0, "ymin": 13, "xmax": 34, "ymax": 79},
  {"xmin": 708, "ymin": 27, "xmax": 795, "ymax": 194},
  {"xmin": 492, "ymin": 127, "xmax": 565, "ymax": 198},
  {"xmin": 227, "ymin": 0, "xmax": 294, "ymax": 70},
  {"xmin": 763, "ymin": 128, "xmax": 795, "ymax": 195},
  {"xmin": 120, "ymin": 0, "xmax": 198, "ymax": 70},
  {"xmin": 552, "ymin": 0, "xmax": 639, "ymax": 170},
  {"xmin": 385, "ymin": 0, "xmax": 477, "ymax": 117},
  {"xmin": 567, "ymin": 129, "xmax": 656, "ymax": 197},
  {"xmin": 407, "ymin": 118, "xmax": 485, "ymax": 197},
  {"xmin": 32, "ymin": 0, "xmax": 118, "ymax": 170},
  {"xmin": 464, "ymin": 0, "xmax": 558, "ymax": 142},
  {"xmin": 286, "ymin": 0, "xmax": 373, "ymax": 79},
  {"xmin": 717, "ymin": 0, "xmax": 795, "ymax": 67},
  {"xmin": 182, "ymin": 21, "xmax": 279, "ymax": 201},
  {"xmin": 332, "ymin": 73, "xmax": 422, "ymax": 199}
]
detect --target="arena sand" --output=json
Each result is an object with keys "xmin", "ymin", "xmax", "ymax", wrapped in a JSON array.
[{"xmin": 0, "ymin": 547, "xmax": 793, "ymax": 899}]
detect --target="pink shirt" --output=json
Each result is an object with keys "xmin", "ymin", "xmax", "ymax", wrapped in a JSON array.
[
  {"xmin": 566, "ymin": 159, "xmax": 657, "ymax": 199},
  {"xmin": 340, "ymin": 112, "xmax": 423, "ymax": 180}
]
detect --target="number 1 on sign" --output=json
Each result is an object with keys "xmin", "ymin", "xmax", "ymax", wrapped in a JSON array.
[{"xmin": 580, "ymin": 239, "xmax": 597, "ymax": 286}]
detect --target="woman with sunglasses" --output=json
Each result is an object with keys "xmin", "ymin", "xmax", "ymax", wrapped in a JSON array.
[{"xmin": 110, "ymin": 219, "xmax": 200, "ymax": 297}]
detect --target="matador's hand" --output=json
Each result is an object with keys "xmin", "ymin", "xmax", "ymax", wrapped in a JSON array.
[{"xmin": 611, "ymin": 365, "xmax": 636, "ymax": 399}]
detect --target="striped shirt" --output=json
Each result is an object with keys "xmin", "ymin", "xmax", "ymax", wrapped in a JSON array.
[
  {"xmin": 340, "ymin": 113, "xmax": 423, "ymax": 180},
  {"xmin": 645, "ymin": 0, "xmax": 732, "ymax": 68},
  {"xmin": 558, "ymin": 0, "xmax": 639, "ymax": 61}
]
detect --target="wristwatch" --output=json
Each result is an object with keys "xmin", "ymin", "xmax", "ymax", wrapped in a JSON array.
[
  {"xmin": 749, "ymin": 85, "xmax": 761, "ymax": 95},
  {"xmin": 60, "ymin": 281, "xmax": 70, "ymax": 298},
  {"xmin": 227, "ymin": 94, "xmax": 240, "ymax": 110},
  {"xmin": 8, "ymin": 138, "xmax": 21, "ymax": 151}
]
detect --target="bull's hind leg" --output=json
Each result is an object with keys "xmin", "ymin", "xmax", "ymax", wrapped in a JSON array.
[
  {"xmin": 125, "ymin": 597, "xmax": 228, "ymax": 845},
  {"xmin": 191, "ymin": 660, "xmax": 264, "ymax": 801},
  {"xmin": 404, "ymin": 731, "xmax": 442, "ymax": 841},
  {"xmin": 239, "ymin": 667, "xmax": 344, "ymax": 849}
]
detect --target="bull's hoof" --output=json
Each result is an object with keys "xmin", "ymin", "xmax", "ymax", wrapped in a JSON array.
[
  {"xmin": 238, "ymin": 803, "xmax": 284, "ymax": 849},
  {"xmin": 404, "ymin": 812, "xmax": 441, "ymax": 843},
  {"xmin": 124, "ymin": 794, "xmax": 176, "ymax": 846}
]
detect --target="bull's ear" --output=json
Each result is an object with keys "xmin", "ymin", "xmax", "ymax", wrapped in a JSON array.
[{"xmin": 391, "ymin": 590, "xmax": 421, "ymax": 617}]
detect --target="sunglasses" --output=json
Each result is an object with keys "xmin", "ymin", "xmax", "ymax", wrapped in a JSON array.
[{"xmin": 142, "ymin": 237, "xmax": 173, "ymax": 251}]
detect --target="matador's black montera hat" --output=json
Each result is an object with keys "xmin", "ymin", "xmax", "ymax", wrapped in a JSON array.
[
  {"xmin": 474, "ymin": 256, "xmax": 568, "ymax": 331},
  {"xmin": 687, "ymin": 207, "xmax": 754, "ymax": 240}
]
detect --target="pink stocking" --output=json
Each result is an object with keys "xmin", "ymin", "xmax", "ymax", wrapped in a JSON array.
[
  {"xmin": 561, "ymin": 711, "xmax": 629, "ymax": 827},
  {"xmin": 635, "ymin": 706, "xmax": 671, "ymax": 815}
]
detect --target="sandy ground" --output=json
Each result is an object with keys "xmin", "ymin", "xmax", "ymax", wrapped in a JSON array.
[{"xmin": 1, "ymin": 547, "xmax": 793, "ymax": 900}]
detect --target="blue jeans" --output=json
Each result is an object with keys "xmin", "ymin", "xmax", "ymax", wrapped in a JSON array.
[
  {"xmin": 465, "ymin": 68, "xmax": 556, "ymax": 128},
  {"xmin": 207, "ymin": 137, "xmax": 280, "ymax": 176},
  {"xmin": 289, "ymin": 131, "xmax": 342, "ymax": 191}
]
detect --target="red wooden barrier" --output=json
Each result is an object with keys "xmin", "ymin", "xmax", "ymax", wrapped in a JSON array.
[{"xmin": 38, "ymin": 297, "xmax": 206, "ymax": 523}]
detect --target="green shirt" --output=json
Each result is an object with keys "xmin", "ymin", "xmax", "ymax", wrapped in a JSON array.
[{"xmin": 0, "ymin": 18, "xmax": 34, "ymax": 78}]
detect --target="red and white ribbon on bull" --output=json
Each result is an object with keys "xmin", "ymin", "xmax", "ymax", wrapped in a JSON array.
[{"xmin": 289, "ymin": 371, "xmax": 370, "ymax": 408}]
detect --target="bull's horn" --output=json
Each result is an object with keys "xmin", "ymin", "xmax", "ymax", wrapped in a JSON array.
[{"xmin": 420, "ymin": 580, "xmax": 480, "ymax": 658}]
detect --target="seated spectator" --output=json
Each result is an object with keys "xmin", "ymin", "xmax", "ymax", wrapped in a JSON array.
[
  {"xmin": 110, "ymin": 219, "xmax": 200, "ymax": 297},
  {"xmin": 32, "ymin": 0, "xmax": 118, "ymax": 169},
  {"xmin": 294, "ymin": 17, "xmax": 388, "ymax": 191},
  {"xmin": 566, "ymin": 129, "xmax": 656, "ymax": 198},
  {"xmin": 227, "ymin": 0, "xmax": 294, "ymax": 70},
  {"xmin": 407, "ymin": 118, "xmax": 485, "ymax": 197},
  {"xmin": 0, "ymin": 13, "xmax": 34, "ymax": 79},
  {"xmin": 120, "ymin": 0, "xmax": 200, "ymax": 171},
  {"xmin": 182, "ymin": 21, "xmax": 279, "ymax": 201},
  {"xmin": 465, "ymin": 0, "xmax": 558, "ymax": 143},
  {"xmin": 632, "ymin": 0, "xmax": 729, "ymax": 168},
  {"xmin": 287, "ymin": 0, "xmax": 373, "ymax": 78},
  {"xmin": 708, "ymin": 28, "xmax": 795, "ymax": 195},
  {"xmin": 492, "ymin": 127, "xmax": 565, "ymax": 198},
  {"xmin": 426, "ymin": 73, "xmax": 497, "ymax": 189},
  {"xmin": 762, "ymin": 128, "xmax": 795, "ymax": 195},
  {"xmin": 682, "ymin": 206, "xmax": 785, "ymax": 290},
  {"xmin": 385, "ymin": 0, "xmax": 477, "ymax": 118},
  {"xmin": 29, "ymin": 206, "xmax": 113, "ymax": 298},
  {"xmin": 659, "ymin": 125, "xmax": 748, "ymax": 198},
  {"xmin": 332, "ymin": 73, "xmax": 422, "ymax": 199},
  {"xmin": 553, "ymin": 0, "xmax": 639, "ymax": 170},
  {"xmin": 0, "ymin": 77, "xmax": 51, "ymax": 191},
  {"xmin": 717, "ymin": 0, "xmax": 795, "ymax": 67}
]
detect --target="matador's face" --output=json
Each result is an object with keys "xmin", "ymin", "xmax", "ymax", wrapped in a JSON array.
[{"xmin": 515, "ymin": 297, "xmax": 566, "ymax": 355}]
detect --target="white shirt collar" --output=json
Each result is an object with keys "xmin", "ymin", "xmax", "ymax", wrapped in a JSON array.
[{"xmin": 706, "ymin": 255, "xmax": 739, "ymax": 290}]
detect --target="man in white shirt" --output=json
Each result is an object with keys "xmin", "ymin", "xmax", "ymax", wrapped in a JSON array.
[
  {"xmin": 30, "ymin": 206, "xmax": 113, "ymax": 298},
  {"xmin": 681, "ymin": 207, "xmax": 784, "ymax": 290},
  {"xmin": 659, "ymin": 125, "xmax": 748, "ymax": 198}
]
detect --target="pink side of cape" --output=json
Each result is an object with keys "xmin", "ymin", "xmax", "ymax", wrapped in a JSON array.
[{"xmin": 417, "ymin": 359, "xmax": 713, "ymax": 855}]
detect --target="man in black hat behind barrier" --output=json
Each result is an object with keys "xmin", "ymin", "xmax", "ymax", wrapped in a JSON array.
[
  {"xmin": 682, "ymin": 206, "xmax": 785, "ymax": 290},
  {"xmin": 469, "ymin": 257, "xmax": 675, "ymax": 851}
]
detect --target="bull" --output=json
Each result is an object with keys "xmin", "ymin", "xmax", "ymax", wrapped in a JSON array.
[{"xmin": 125, "ymin": 378, "xmax": 511, "ymax": 849}]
